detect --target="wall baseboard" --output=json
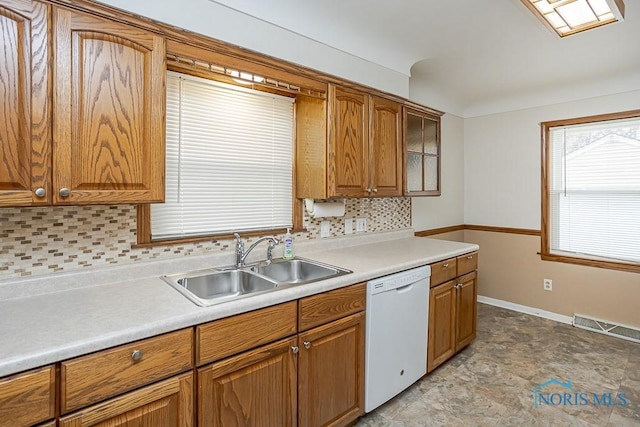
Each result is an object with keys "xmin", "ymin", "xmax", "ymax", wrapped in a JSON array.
[{"xmin": 477, "ymin": 295, "xmax": 573, "ymax": 325}]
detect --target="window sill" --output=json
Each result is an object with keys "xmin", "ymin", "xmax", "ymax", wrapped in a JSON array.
[{"xmin": 540, "ymin": 252, "xmax": 640, "ymax": 274}]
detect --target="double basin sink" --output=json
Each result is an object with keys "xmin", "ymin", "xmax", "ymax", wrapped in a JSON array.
[{"xmin": 162, "ymin": 258, "xmax": 352, "ymax": 306}]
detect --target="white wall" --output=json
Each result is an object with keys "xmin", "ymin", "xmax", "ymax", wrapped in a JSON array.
[
  {"xmin": 411, "ymin": 113, "xmax": 465, "ymax": 231},
  {"xmin": 96, "ymin": 0, "xmax": 409, "ymax": 97},
  {"xmin": 464, "ymin": 90, "xmax": 640, "ymax": 229}
]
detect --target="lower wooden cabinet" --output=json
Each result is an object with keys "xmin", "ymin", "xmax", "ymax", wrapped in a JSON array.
[
  {"xmin": 1, "ymin": 284, "xmax": 366, "ymax": 426},
  {"xmin": 198, "ymin": 337, "xmax": 298, "ymax": 427},
  {"xmin": 427, "ymin": 280, "xmax": 457, "ymax": 373},
  {"xmin": 455, "ymin": 271, "xmax": 478, "ymax": 350},
  {"xmin": 298, "ymin": 312, "xmax": 365, "ymax": 427},
  {"xmin": 59, "ymin": 372, "xmax": 193, "ymax": 427},
  {"xmin": 0, "ymin": 365, "xmax": 55, "ymax": 427},
  {"xmin": 427, "ymin": 270, "xmax": 477, "ymax": 373},
  {"xmin": 197, "ymin": 283, "xmax": 366, "ymax": 427}
]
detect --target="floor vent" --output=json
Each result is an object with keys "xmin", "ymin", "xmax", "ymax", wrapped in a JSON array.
[{"xmin": 573, "ymin": 314, "xmax": 640, "ymax": 344}]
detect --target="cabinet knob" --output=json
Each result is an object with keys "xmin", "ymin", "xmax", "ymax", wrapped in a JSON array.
[
  {"xmin": 443, "ymin": 263, "xmax": 449, "ymax": 269},
  {"xmin": 366, "ymin": 188, "xmax": 372, "ymax": 193},
  {"xmin": 372, "ymin": 188, "xmax": 378, "ymax": 193},
  {"xmin": 455, "ymin": 284, "xmax": 462, "ymax": 290},
  {"xmin": 34, "ymin": 187, "xmax": 46, "ymax": 198},
  {"xmin": 59, "ymin": 188, "xmax": 70, "ymax": 197},
  {"xmin": 291, "ymin": 346, "xmax": 299, "ymax": 354},
  {"xmin": 131, "ymin": 350, "xmax": 143, "ymax": 361},
  {"xmin": 467, "ymin": 255, "xmax": 474, "ymax": 260},
  {"xmin": 303, "ymin": 341, "xmax": 311, "ymax": 349}
]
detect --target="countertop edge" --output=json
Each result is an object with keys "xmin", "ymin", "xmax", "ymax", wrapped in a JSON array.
[{"xmin": 0, "ymin": 238, "xmax": 479, "ymax": 377}]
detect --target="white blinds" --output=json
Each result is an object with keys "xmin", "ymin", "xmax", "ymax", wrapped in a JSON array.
[
  {"xmin": 152, "ymin": 71, "xmax": 294, "ymax": 239},
  {"xmin": 548, "ymin": 118, "xmax": 640, "ymax": 263}
]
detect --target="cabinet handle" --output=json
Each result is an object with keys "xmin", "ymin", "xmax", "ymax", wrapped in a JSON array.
[
  {"xmin": 59, "ymin": 188, "xmax": 70, "ymax": 197},
  {"xmin": 131, "ymin": 350, "xmax": 143, "ymax": 361},
  {"xmin": 467, "ymin": 255, "xmax": 474, "ymax": 260},
  {"xmin": 34, "ymin": 187, "xmax": 46, "ymax": 198},
  {"xmin": 455, "ymin": 284, "xmax": 462, "ymax": 290},
  {"xmin": 303, "ymin": 341, "xmax": 311, "ymax": 349},
  {"xmin": 291, "ymin": 346, "xmax": 299, "ymax": 354},
  {"xmin": 443, "ymin": 263, "xmax": 449, "ymax": 269}
]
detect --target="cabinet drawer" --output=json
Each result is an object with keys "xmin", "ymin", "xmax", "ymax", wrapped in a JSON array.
[
  {"xmin": 197, "ymin": 301, "xmax": 297, "ymax": 366},
  {"xmin": 457, "ymin": 251, "xmax": 478, "ymax": 276},
  {"xmin": 430, "ymin": 257, "xmax": 457, "ymax": 287},
  {"xmin": 0, "ymin": 366, "xmax": 55, "ymax": 427},
  {"xmin": 298, "ymin": 283, "xmax": 366, "ymax": 331},
  {"xmin": 61, "ymin": 328, "xmax": 193, "ymax": 414}
]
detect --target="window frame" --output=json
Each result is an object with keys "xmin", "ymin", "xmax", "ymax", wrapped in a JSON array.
[
  {"xmin": 135, "ymin": 66, "xmax": 305, "ymax": 247},
  {"xmin": 540, "ymin": 109, "xmax": 640, "ymax": 274}
]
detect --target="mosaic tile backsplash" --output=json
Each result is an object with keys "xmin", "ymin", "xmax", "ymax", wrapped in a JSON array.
[{"xmin": 0, "ymin": 198, "xmax": 410, "ymax": 280}]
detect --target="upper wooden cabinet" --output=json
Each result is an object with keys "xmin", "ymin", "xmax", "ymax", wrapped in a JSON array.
[
  {"xmin": 297, "ymin": 85, "xmax": 402, "ymax": 199},
  {"xmin": 0, "ymin": 0, "xmax": 51, "ymax": 206},
  {"xmin": 404, "ymin": 107, "xmax": 441, "ymax": 196},
  {"xmin": 53, "ymin": 7, "xmax": 166, "ymax": 204},
  {"xmin": 0, "ymin": 1, "xmax": 166, "ymax": 207},
  {"xmin": 327, "ymin": 85, "xmax": 369, "ymax": 197}
]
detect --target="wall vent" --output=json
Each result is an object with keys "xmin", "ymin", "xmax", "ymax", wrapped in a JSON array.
[{"xmin": 573, "ymin": 314, "xmax": 640, "ymax": 344}]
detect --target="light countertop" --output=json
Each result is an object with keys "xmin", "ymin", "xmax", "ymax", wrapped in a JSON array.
[{"xmin": 0, "ymin": 230, "xmax": 478, "ymax": 377}]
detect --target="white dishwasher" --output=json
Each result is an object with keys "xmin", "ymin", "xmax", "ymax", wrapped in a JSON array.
[{"xmin": 365, "ymin": 265, "xmax": 431, "ymax": 412}]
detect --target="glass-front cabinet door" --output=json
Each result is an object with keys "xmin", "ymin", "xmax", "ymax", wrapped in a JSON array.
[{"xmin": 404, "ymin": 108, "xmax": 441, "ymax": 196}]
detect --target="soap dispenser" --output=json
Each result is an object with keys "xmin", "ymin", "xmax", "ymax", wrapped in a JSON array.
[{"xmin": 283, "ymin": 228, "xmax": 294, "ymax": 259}]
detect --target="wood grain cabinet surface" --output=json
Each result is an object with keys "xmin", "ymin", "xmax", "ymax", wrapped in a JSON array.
[
  {"xmin": 298, "ymin": 312, "xmax": 365, "ymax": 427},
  {"xmin": 198, "ymin": 337, "xmax": 298, "ymax": 427},
  {"xmin": 52, "ymin": 6, "xmax": 166, "ymax": 204},
  {"xmin": 328, "ymin": 86, "xmax": 403, "ymax": 198},
  {"xmin": 0, "ymin": 0, "xmax": 51, "ymax": 206},
  {"xmin": 427, "ymin": 253, "xmax": 478, "ymax": 373},
  {"xmin": 0, "ymin": 365, "xmax": 55, "ymax": 427},
  {"xmin": 297, "ymin": 85, "xmax": 402, "ymax": 199},
  {"xmin": 60, "ymin": 328, "xmax": 193, "ymax": 414},
  {"xmin": 0, "ymin": 0, "xmax": 166, "ymax": 207},
  {"xmin": 196, "ymin": 283, "xmax": 366, "ymax": 427},
  {"xmin": 59, "ymin": 372, "xmax": 193, "ymax": 427}
]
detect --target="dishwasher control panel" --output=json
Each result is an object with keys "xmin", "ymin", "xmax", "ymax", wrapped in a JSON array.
[{"xmin": 368, "ymin": 265, "xmax": 431, "ymax": 294}]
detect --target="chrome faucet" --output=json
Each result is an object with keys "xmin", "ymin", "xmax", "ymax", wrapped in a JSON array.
[{"xmin": 233, "ymin": 233, "xmax": 280, "ymax": 268}]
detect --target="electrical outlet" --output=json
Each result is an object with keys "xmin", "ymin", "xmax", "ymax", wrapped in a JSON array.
[
  {"xmin": 543, "ymin": 279, "xmax": 553, "ymax": 291},
  {"xmin": 344, "ymin": 218, "xmax": 353, "ymax": 235},
  {"xmin": 320, "ymin": 221, "xmax": 330, "ymax": 238},
  {"xmin": 356, "ymin": 218, "xmax": 367, "ymax": 232}
]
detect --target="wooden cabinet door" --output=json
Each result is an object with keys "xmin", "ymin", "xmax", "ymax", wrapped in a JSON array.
[
  {"xmin": 455, "ymin": 271, "xmax": 477, "ymax": 351},
  {"xmin": 59, "ymin": 372, "xmax": 193, "ymax": 427},
  {"xmin": 328, "ymin": 85, "xmax": 369, "ymax": 197},
  {"xmin": 298, "ymin": 312, "xmax": 365, "ymax": 427},
  {"xmin": 369, "ymin": 96, "xmax": 402, "ymax": 196},
  {"xmin": 53, "ymin": 7, "xmax": 165, "ymax": 204},
  {"xmin": 198, "ymin": 337, "xmax": 297, "ymax": 427},
  {"xmin": 0, "ymin": 0, "xmax": 50, "ymax": 206},
  {"xmin": 427, "ymin": 280, "xmax": 456, "ymax": 373},
  {"xmin": 0, "ymin": 365, "xmax": 55, "ymax": 427}
]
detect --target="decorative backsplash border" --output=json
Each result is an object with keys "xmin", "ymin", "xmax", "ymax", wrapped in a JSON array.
[{"xmin": 0, "ymin": 198, "xmax": 410, "ymax": 280}]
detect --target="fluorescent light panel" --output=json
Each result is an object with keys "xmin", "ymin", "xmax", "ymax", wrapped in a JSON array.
[{"xmin": 522, "ymin": 0, "xmax": 625, "ymax": 37}]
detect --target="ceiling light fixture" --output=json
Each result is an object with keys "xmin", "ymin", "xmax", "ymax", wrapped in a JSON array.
[{"xmin": 521, "ymin": 0, "xmax": 625, "ymax": 37}]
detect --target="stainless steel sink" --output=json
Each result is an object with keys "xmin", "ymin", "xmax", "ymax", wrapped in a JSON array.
[
  {"xmin": 162, "ymin": 257, "xmax": 351, "ymax": 306},
  {"xmin": 163, "ymin": 269, "xmax": 279, "ymax": 306},
  {"xmin": 250, "ymin": 258, "xmax": 350, "ymax": 284}
]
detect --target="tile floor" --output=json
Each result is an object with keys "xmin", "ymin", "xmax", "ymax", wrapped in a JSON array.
[{"xmin": 357, "ymin": 303, "xmax": 640, "ymax": 427}]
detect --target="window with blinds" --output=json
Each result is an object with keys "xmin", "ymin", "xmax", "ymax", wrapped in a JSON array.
[
  {"xmin": 151, "ymin": 71, "xmax": 295, "ymax": 239},
  {"xmin": 546, "ymin": 114, "xmax": 640, "ymax": 264}
]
